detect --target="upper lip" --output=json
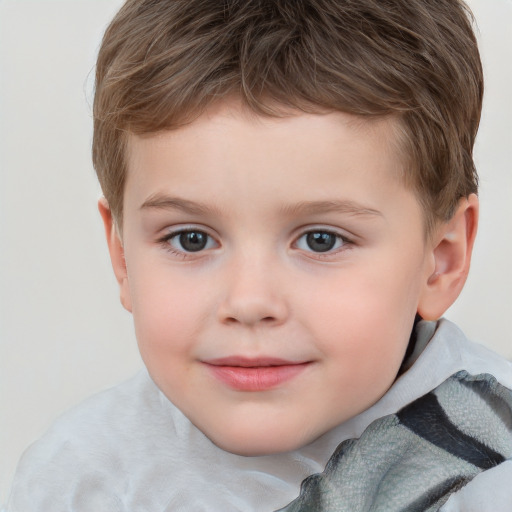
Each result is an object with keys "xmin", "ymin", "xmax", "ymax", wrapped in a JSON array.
[{"xmin": 204, "ymin": 356, "xmax": 308, "ymax": 367}]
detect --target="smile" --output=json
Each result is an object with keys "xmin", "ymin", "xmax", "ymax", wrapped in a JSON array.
[{"xmin": 203, "ymin": 357, "xmax": 311, "ymax": 391}]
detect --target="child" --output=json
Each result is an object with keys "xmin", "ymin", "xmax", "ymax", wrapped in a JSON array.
[{"xmin": 5, "ymin": 0, "xmax": 512, "ymax": 510}]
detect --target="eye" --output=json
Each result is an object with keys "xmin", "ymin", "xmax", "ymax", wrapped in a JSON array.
[
  {"xmin": 295, "ymin": 230, "xmax": 348, "ymax": 254},
  {"xmin": 165, "ymin": 229, "xmax": 217, "ymax": 253}
]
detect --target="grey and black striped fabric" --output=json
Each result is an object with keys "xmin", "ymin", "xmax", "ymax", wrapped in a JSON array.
[{"xmin": 278, "ymin": 371, "xmax": 512, "ymax": 512}]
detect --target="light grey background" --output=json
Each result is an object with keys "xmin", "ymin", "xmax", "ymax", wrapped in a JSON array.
[{"xmin": 0, "ymin": 0, "xmax": 511, "ymax": 502}]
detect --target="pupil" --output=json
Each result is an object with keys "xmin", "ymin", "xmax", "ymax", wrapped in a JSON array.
[
  {"xmin": 180, "ymin": 231, "xmax": 207, "ymax": 252},
  {"xmin": 306, "ymin": 232, "xmax": 335, "ymax": 252}
]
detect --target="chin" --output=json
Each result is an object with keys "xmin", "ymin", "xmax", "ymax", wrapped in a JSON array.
[
  {"xmin": 205, "ymin": 426, "xmax": 317, "ymax": 457},
  {"xmin": 213, "ymin": 438, "xmax": 296, "ymax": 457}
]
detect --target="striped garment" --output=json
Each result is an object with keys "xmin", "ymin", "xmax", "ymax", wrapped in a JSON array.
[{"xmin": 278, "ymin": 371, "xmax": 512, "ymax": 512}]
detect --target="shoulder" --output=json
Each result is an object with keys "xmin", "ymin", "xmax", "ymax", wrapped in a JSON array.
[
  {"xmin": 19, "ymin": 369, "xmax": 164, "ymax": 456},
  {"xmin": 428, "ymin": 323, "xmax": 512, "ymax": 512},
  {"xmin": 381, "ymin": 321, "xmax": 512, "ymax": 511},
  {"xmin": 5, "ymin": 370, "xmax": 177, "ymax": 511}
]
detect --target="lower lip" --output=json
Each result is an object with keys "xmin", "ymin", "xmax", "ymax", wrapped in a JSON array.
[{"xmin": 205, "ymin": 363, "xmax": 310, "ymax": 391}]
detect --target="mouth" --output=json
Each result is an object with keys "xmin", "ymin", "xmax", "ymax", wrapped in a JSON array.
[{"xmin": 203, "ymin": 357, "xmax": 312, "ymax": 391}]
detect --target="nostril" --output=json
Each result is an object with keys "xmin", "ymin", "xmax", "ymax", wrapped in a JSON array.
[
  {"xmin": 224, "ymin": 316, "xmax": 276, "ymax": 325},
  {"xmin": 217, "ymin": 292, "xmax": 288, "ymax": 327}
]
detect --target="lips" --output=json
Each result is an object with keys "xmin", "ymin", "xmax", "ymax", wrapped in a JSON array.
[{"xmin": 204, "ymin": 357, "xmax": 311, "ymax": 391}]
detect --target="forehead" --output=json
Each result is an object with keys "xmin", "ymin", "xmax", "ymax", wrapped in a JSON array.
[
  {"xmin": 123, "ymin": 102, "xmax": 419, "ymax": 225},
  {"xmin": 127, "ymin": 101, "xmax": 405, "ymax": 173}
]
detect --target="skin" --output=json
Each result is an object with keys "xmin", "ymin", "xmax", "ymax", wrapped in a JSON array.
[{"xmin": 100, "ymin": 101, "xmax": 478, "ymax": 456}]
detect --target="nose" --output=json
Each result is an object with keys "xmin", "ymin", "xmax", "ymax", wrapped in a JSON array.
[{"xmin": 217, "ymin": 254, "xmax": 289, "ymax": 327}]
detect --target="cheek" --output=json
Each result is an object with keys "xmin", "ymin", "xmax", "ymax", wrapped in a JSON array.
[
  {"xmin": 128, "ymin": 266, "xmax": 208, "ymax": 358},
  {"xmin": 302, "ymin": 265, "xmax": 421, "ymax": 365}
]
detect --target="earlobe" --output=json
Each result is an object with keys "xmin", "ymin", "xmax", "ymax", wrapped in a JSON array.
[
  {"xmin": 417, "ymin": 194, "xmax": 479, "ymax": 320},
  {"xmin": 98, "ymin": 198, "xmax": 132, "ymax": 312}
]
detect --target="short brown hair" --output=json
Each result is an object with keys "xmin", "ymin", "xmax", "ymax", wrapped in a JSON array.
[{"xmin": 93, "ymin": 0, "xmax": 483, "ymax": 233}]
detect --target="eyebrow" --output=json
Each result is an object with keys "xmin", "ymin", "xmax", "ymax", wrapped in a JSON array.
[
  {"xmin": 140, "ymin": 194, "xmax": 382, "ymax": 219},
  {"xmin": 140, "ymin": 194, "xmax": 223, "ymax": 216},
  {"xmin": 279, "ymin": 200, "xmax": 383, "ymax": 218}
]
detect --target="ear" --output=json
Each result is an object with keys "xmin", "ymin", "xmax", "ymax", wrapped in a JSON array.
[
  {"xmin": 98, "ymin": 197, "xmax": 132, "ymax": 312},
  {"xmin": 417, "ymin": 194, "xmax": 479, "ymax": 320}
]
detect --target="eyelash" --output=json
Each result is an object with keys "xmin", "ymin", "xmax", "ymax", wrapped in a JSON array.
[{"xmin": 157, "ymin": 227, "xmax": 354, "ymax": 259}]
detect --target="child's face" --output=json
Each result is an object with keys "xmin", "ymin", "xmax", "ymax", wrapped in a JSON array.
[{"xmin": 116, "ymin": 101, "xmax": 436, "ymax": 455}]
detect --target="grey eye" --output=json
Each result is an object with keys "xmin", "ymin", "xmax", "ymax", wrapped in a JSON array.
[
  {"xmin": 170, "ymin": 230, "xmax": 214, "ymax": 252},
  {"xmin": 306, "ymin": 232, "xmax": 336, "ymax": 252},
  {"xmin": 179, "ymin": 231, "xmax": 207, "ymax": 252},
  {"xmin": 296, "ymin": 231, "xmax": 346, "ymax": 253}
]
